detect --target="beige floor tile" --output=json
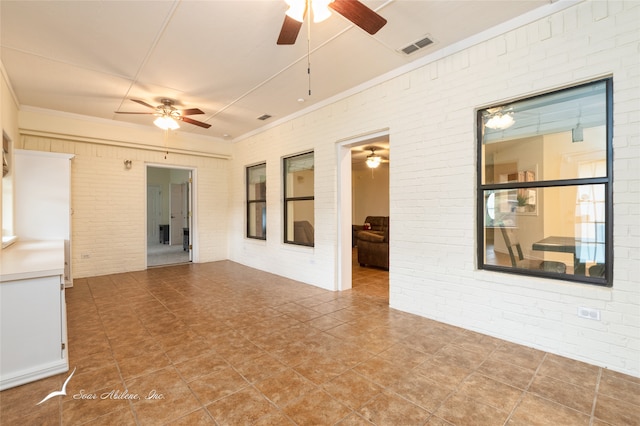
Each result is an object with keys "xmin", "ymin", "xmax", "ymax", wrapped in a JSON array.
[
  {"xmin": 537, "ymin": 353, "xmax": 600, "ymax": 389},
  {"xmin": 358, "ymin": 391, "xmax": 431, "ymax": 425},
  {"xmin": 322, "ymin": 370, "xmax": 383, "ymax": 410},
  {"xmin": 188, "ymin": 367, "xmax": 249, "ymax": 405},
  {"xmin": 528, "ymin": 374, "xmax": 595, "ymax": 414},
  {"xmin": 413, "ymin": 358, "xmax": 474, "ymax": 390},
  {"xmin": 597, "ymin": 369, "xmax": 640, "ymax": 406},
  {"xmin": 475, "ymin": 358, "xmax": 536, "ymax": 390},
  {"xmin": 435, "ymin": 393, "xmax": 510, "ymax": 426},
  {"xmin": 507, "ymin": 393, "xmax": 591, "ymax": 426},
  {"xmin": 131, "ymin": 384, "xmax": 201, "ymax": 426},
  {"xmin": 254, "ymin": 368, "xmax": 318, "ymax": 408},
  {"xmin": 206, "ymin": 386, "xmax": 279, "ymax": 425},
  {"xmin": 488, "ymin": 343, "xmax": 546, "ymax": 371},
  {"xmin": 1, "ymin": 260, "xmax": 635, "ymax": 426},
  {"xmin": 386, "ymin": 372, "xmax": 452, "ymax": 412},
  {"xmin": 353, "ymin": 355, "xmax": 412, "ymax": 387},
  {"xmin": 593, "ymin": 393, "xmax": 640, "ymax": 426},
  {"xmin": 457, "ymin": 373, "xmax": 524, "ymax": 413},
  {"xmin": 282, "ymin": 388, "xmax": 352, "ymax": 425},
  {"xmin": 173, "ymin": 350, "xmax": 229, "ymax": 382}
]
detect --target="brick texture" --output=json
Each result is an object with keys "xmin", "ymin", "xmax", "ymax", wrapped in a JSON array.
[{"xmin": 229, "ymin": 1, "xmax": 640, "ymax": 376}]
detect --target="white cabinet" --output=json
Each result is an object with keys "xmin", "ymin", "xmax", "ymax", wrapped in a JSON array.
[
  {"xmin": 0, "ymin": 241, "xmax": 68, "ymax": 390},
  {"xmin": 14, "ymin": 150, "xmax": 74, "ymax": 286}
]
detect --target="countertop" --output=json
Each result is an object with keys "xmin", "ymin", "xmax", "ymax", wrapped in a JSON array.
[{"xmin": 0, "ymin": 240, "xmax": 65, "ymax": 282}]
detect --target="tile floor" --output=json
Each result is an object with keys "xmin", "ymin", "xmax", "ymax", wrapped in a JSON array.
[
  {"xmin": 1, "ymin": 259, "xmax": 639, "ymax": 425},
  {"xmin": 147, "ymin": 242, "xmax": 190, "ymax": 267}
]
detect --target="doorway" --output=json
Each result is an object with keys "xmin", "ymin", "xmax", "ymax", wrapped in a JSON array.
[
  {"xmin": 146, "ymin": 166, "xmax": 193, "ymax": 267},
  {"xmin": 337, "ymin": 130, "xmax": 390, "ymax": 300}
]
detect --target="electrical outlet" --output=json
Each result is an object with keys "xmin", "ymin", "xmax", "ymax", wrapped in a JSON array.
[{"xmin": 578, "ymin": 307, "xmax": 601, "ymax": 321}]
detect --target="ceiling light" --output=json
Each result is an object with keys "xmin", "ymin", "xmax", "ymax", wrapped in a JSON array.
[
  {"xmin": 485, "ymin": 112, "xmax": 514, "ymax": 130},
  {"xmin": 366, "ymin": 153, "xmax": 381, "ymax": 168},
  {"xmin": 285, "ymin": 0, "xmax": 334, "ymax": 23},
  {"xmin": 311, "ymin": 0, "xmax": 333, "ymax": 22},
  {"xmin": 154, "ymin": 116, "xmax": 179, "ymax": 130},
  {"xmin": 285, "ymin": 0, "xmax": 307, "ymax": 22}
]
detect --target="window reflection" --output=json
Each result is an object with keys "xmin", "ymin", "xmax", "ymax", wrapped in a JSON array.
[{"xmin": 478, "ymin": 79, "xmax": 611, "ymax": 285}]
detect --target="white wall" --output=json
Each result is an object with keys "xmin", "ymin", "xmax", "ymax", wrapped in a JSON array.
[
  {"xmin": 16, "ymin": 110, "xmax": 232, "ymax": 278},
  {"xmin": 352, "ymin": 163, "xmax": 390, "ymax": 225},
  {"xmin": 229, "ymin": 1, "xmax": 639, "ymax": 376}
]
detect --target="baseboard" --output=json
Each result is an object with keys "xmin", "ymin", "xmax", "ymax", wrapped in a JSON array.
[{"xmin": 0, "ymin": 360, "xmax": 69, "ymax": 391}]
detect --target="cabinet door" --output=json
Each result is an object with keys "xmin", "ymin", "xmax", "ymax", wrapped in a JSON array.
[{"xmin": 0, "ymin": 276, "xmax": 64, "ymax": 387}]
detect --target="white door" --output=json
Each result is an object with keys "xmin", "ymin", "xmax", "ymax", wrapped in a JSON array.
[
  {"xmin": 186, "ymin": 176, "xmax": 192, "ymax": 259},
  {"xmin": 170, "ymin": 183, "xmax": 186, "ymax": 245},
  {"xmin": 147, "ymin": 186, "xmax": 162, "ymax": 244}
]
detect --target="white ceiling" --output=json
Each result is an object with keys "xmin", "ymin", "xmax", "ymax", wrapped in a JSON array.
[{"xmin": 1, "ymin": 0, "xmax": 553, "ymax": 141}]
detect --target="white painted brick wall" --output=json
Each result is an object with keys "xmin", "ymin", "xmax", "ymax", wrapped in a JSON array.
[
  {"xmin": 21, "ymin": 136, "xmax": 229, "ymax": 278},
  {"xmin": 229, "ymin": 0, "xmax": 640, "ymax": 376}
]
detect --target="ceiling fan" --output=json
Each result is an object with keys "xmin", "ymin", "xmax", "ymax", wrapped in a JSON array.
[
  {"xmin": 277, "ymin": 0, "xmax": 387, "ymax": 45},
  {"xmin": 355, "ymin": 146, "xmax": 388, "ymax": 168},
  {"xmin": 115, "ymin": 99, "xmax": 211, "ymax": 129}
]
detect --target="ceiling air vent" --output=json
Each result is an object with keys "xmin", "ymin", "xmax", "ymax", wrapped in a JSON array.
[
  {"xmin": 400, "ymin": 36, "xmax": 434, "ymax": 55},
  {"xmin": 257, "ymin": 114, "xmax": 272, "ymax": 121}
]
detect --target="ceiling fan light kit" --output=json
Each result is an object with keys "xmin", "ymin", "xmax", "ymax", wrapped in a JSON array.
[
  {"xmin": 154, "ymin": 116, "xmax": 180, "ymax": 130},
  {"xmin": 485, "ymin": 112, "xmax": 515, "ymax": 130},
  {"xmin": 278, "ymin": 0, "xmax": 387, "ymax": 45},
  {"xmin": 115, "ymin": 98, "xmax": 211, "ymax": 130},
  {"xmin": 285, "ymin": 0, "xmax": 334, "ymax": 23},
  {"xmin": 366, "ymin": 148, "xmax": 382, "ymax": 168}
]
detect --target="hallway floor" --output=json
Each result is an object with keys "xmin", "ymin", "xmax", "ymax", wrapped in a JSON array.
[
  {"xmin": 1, "ymin": 261, "xmax": 638, "ymax": 425},
  {"xmin": 147, "ymin": 242, "xmax": 190, "ymax": 267}
]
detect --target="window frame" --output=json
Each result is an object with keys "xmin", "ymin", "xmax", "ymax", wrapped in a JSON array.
[
  {"xmin": 283, "ymin": 151, "xmax": 314, "ymax": 247},
  {"xmin": 476, "ymin": 78, "xmax": 613, "ymax": 286},
  {"xmin": 246, "ymin": 162, "xmax": 267, "ymax": 240}
]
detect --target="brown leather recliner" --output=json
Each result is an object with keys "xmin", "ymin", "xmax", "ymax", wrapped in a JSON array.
[{"xmin": 356, "ymin": 216, "xmax": 389, "ymax": 269}]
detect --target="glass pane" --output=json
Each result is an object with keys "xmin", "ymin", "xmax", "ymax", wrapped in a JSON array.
[
  {"xmin": 248, "ymin": 202, "xmax": 266, "ymax": 238},
  {"xmin": 247, "ymin": 164, "xmax": 266, "ymax": 200},
  {"xmin": 285, "ymin": 152, "xmax": 314, "ymax": 198},
  {"xmin": 483, "ymin": 185, "xmax": 606, "ymax": 278},
  {"xmin": 481, "ymin": 81, "xmax": 607, "ymax": 184},
  {"xmin": 286, "ymin": 199, "xmax": 314, "ymax": 245}
]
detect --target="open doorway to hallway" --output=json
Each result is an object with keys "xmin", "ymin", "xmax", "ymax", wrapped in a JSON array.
[
  {"xmin": 351, "ymin": 142, "xmax": 389, "ymax": 301},
  {"xmin": 147, "ymin": 166, "xmax": 192, "ymax": 267},
  {"xmin": 337, "ymin": 132, "xmax": 389, "ymax": 300}
]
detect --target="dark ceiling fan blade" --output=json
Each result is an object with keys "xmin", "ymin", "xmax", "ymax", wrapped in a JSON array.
[
  {"xmin": 329, "ymin": 0, "xmax": 387, "ymax": 35},
  {"xmin": 180, "ymin": 108, "xmax": 205, "ymax": 116},
  {"xmin": 180, "ymin": 116, "xmax": 211, "ymax": 129},
  {"xmin": 277, "ymin": 15, "xmax": 303, "ymax": 45},
  {"xmin": 130, "ymin": 99, "xmax": 156, "ymax": 109}
]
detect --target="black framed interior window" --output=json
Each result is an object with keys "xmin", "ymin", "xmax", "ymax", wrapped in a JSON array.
[
  {"xmin": 283, "ymin": 152, "xmax": 314, "ymax": 246},
  {"xmin": 246, "ymin": 163, "xmax": 266, "ymax": 239},
  {"xmin": 477, "ymin": 78, "xmax": 613, "ymax": 286}
]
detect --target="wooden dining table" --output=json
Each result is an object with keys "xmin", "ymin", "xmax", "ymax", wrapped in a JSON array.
[{"xmin": 532, "ymin": 236, "xmax": 603, "ymax": 275}]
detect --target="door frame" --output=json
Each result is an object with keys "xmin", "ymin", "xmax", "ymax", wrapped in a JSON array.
[
  {"xmin": 336, "ymin": 129, "xmax": 390, "ymax": 292},
  {"xmin": 145, "ymin": 164, "xmax": 198, "ymax": 264}
]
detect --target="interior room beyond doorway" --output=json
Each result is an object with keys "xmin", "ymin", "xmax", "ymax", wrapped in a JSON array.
[
  {"xmin": 147, "ymin": 166, "xmax": 192, "ymax": 267},
  {"xmin": 350, "ymin": 139, "xmax": 390, "ymax": 300}
]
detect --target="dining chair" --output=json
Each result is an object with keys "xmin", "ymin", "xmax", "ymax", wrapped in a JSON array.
[
  {"xmin": 499, "ymin": 225, "xmax": 567, "ymax": 273},
  {"xmin": 588, "ymin": 264, "xmax": 605, "ymax": 277}
]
